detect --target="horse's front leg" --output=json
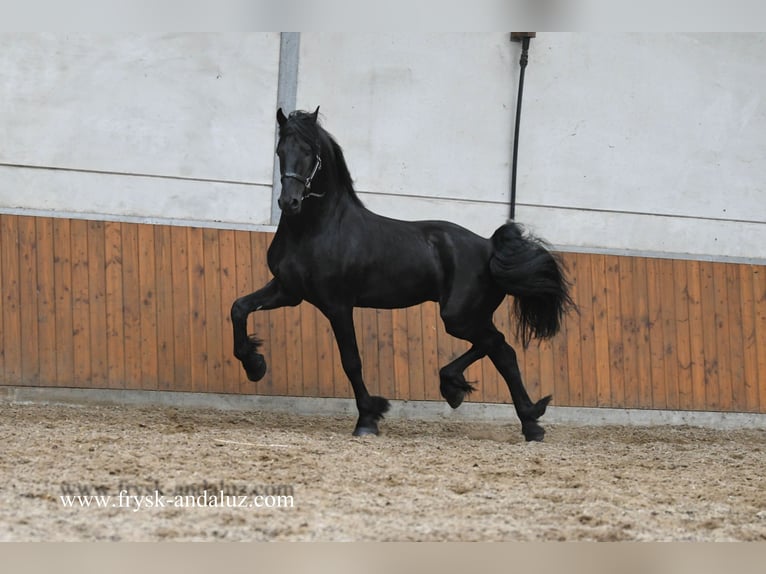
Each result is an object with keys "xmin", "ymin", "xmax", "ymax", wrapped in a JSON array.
[
  {"xmin": 231, "ymin": 279, "xmax": 301, "ymax": 382},
  {"xmin": 325, "ymin": 307, "xmax": 390, "ymax": 436}
]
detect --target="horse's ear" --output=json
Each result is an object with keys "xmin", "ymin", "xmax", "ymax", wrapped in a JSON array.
[
  {"xmin": 311, "ymin": 106, "xmax": 320, "ymax": 123},
  {"xmin": 276, "ymin": 108, "xmax": 288, "ymax": 126}
]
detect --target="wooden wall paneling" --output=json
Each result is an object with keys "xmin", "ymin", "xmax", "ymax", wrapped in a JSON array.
[
  {"xmin": 70, "ymin": 219, "xmax": 91, "ymax": 386},
  {"xmin": 645, "ymin": 257, "xmax": 667, "ymax": 410},
  {"xmin": 170, "ymin": 227, "xmax": 192, "ymax": 390},
  {"xmin": 87, "ymin": 222, "xmax": 108, "ymax": 389},
  {"xmin": 392, "ymin": 308, "xmax": 410, "ymax": 401},
  {"xmin": 565, "ymin": 253, "xmax": 584, "ymax": 406},
  {"xmin": 618, "ymin": 256, "xmax": 639, "ymax": 408},
  {"xmin": 376, "ymin": 309, "xmax": 396, "ymax": 401},
  {"xmin": 121, "ymin": 222, "xmax": 143, "ymax": 391},
  {"xmin": 632, "ymin": 257, "xmax": 653, "ymax": 409},
  {"xmin": 201, "ymin": 229, "xmax": 223, "ymax": 393},
  {"xmin": 575, "ymin": 253, "xmax": 597, "ymax": 406},
  {"xmin": 138, "ymin": 224, "xmax": 159, "ymax": 390},
  {"xmin": 685, "ymin": 260, "xmax": 707, "ymax": 411},
  {"xmin": 591, "ymin": 254, "xmax": 612, "ymax": 407},
  {"xmin": 726, "ymin": 263, "xmax": 746, "ymax": 411},
  {"xmin": 154, "ymin": 225, "xmax": 175, "ymax": 390},
  {"xmin": 699, "ymin": 261, "xmax": 720, "ymax": 410},
  {"xmin": 672, "ymin": 259, "xmax": 694, "ymax": 410},
  {"xmin": 604, "ymin": 255, "xmax": 625, "ymax": 408},
  {"xmin": 187, "ymin": 227, "xmax": 208, "ymax": 393},
  {"xmin": 738, "ymin": 265, "xmax": 759, "ymax": 412},
  {"xmin": 18, "ymin": 215, "xmax": 39, "ymax": 386},
  {"xmin": 35, "ymin": 218, "xmax": 56, "ymax": 386},
  {"xmin": 52, "ymin": 218, "xmax": 74, "ymax": 387},
  {"xmin": 753, "ymin": 267, "xmax": 766, "ymax": 413},
  {"xmin": 217, "ymin": 229, "xmax": 239, "ymax": 392},
  {"xmin": 104, "ymin": 221, "xmax": 125, "ymax": 389}
]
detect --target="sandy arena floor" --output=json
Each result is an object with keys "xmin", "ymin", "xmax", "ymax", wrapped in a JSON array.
[{"xmin": 1, "ymin": 402, "xmax": 765, "ymax": 541}]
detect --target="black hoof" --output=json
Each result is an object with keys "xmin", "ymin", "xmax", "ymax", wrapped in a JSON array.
[
  {"xmin": 352, "ymin": 396, "xmax": 389, "ymax": 437},
  {"xmin": 522, "ymin": 421, "xmax": 546, "ymax": 442},
  {"xmin": 242, "ymin": 353, "xmax": 267, "ymax": 382},
  {"xmin": 353, "ymin": 425, "xmax": 379, "ymax": 437},
  {"xmin": 440, "ymin": 374, "xmax": 476, "ymax": 409}
]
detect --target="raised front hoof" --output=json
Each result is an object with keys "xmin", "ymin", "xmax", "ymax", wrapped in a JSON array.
[
  {"xmin": 439, "ymin": 375, "xmax": 476, "ymax": 410},
  {"xmin": 241, "ymin": 353, "xmax": 267, "ymax": 382},
  {"xmin": 352, "ymin": 424, "xmax": 380, "ymax": 437},
  {"xmin": 521, "ymin": 421, "xmax": 546, "ymax": 442}
]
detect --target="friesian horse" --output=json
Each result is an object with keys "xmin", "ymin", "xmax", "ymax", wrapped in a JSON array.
[{"xmin": 231, "ymin": 108, "xmax": 573, "ymax": 441}]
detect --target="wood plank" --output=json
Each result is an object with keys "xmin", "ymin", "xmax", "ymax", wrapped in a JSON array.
[
  {"xmin": 699, "ymin": 261, "xmax": 720, "ymax": 410},
  {"xmin": 121, "ymin": 223, "xmax": 142, "ymax": 390},
  {"xmin": 645, "ymin": 257, "xmax": 666, "ymax": 410},
  {"xmin": 685, "ymin": 260, "xmax": 707, "ymax": 411},
  {"xmin": 315, "ymin": 309, "xmax": 336, "ymax": 398},
  {"xmin": 659, "ymin": 259, "xmax": 679, "ymax": 409},
  {"xmin": 713, "ymin": 263, "xmax": 734, "ymax": 412},
  {"xmin": 752, "ymin": 266, "xmax": 766, "ymax": 413},
  {"xmin": 104, "ymin": 221, "xmax": 125, "ymax": 389},
  {"xmin": 18, "ymin": 216, "xmax": 40, "ymax": 386},
  {"xmin": 187, "ymin": 227, "xmax": 208, "ymax": 393},
  {"xmin": 421, "ymin": 302, "xmax": 440, "ymax": 401},
  {"xmin": 285, "ymin": 304, "xmax": 304, "ymax": 398},
  {"xmin": 632, "ymin": 257, "xmax": 653, "ymax": 409},
  {"xmin": 87, "ymin": 221, "xmax": 108, "ymax": 388},
  {"xmin": 1, "ymin": 215, "xmax": 22, "ymax": 385},
  {"xmin": 564, "ymin": 253, "xmax": 583, "ymax": 406},
  {"xmin": 725, "ymin": 264, "xmax": 746, "ymax": 411},
  {"xmin": 35, "ymin": 218, "xmax": 57, "ymax": 386},
  {"xmin": 171, "ymin": 226, "xmax": 192, "ymax": 391},
  {"xmin": 52, "ymin": 218, "xmax": 74, "ymax": 387},
  {"xmin": 618, "ymin": 256, "xmax": 639, "ymax": 408},
  {"xmin": 70, "ymin": 219, "xmax": 91, "ymax": 386},
  {"xmin": 218, "ymin": 229, "xmax": 239, "ymax": 392},
  {"xmin": 376, "ymin": 309, "xmax": 396, "ymax": 401},
  {"xmin": 202, "ymin": 228, "xmax": 224, "ymax": 393},
  {"xmin": 753, "ymin": 265, "xmax": 766, "ymax": 414},
  {"xmin": 359, "ymin": 308, "xmax": 379, "ymax": 398},
  {"xmin": 154, "ymin": 225, "xmax": 175, "ymax": 390},
  {"xmin": 604, "ymin": 255, "xmax": 625, "ymax": 408},
  {"xmin": 392, "ymin": 308, "xmax": 410, "ymax": 401},
  {"xmin": 0, "ymin": 216, "xmax": 6, "ymax": 382},
  {"xmin": 577, "ymin": 253, "xmax": 597, "ymax": 406},
  {"xmin": 138, "ymin": 224, "xmax": 159, "ymax": 389},
  {"xmin": 405, "ymin": 305, "xmax": 425, "ymax": 401},
  {"xmin": 495, "ymin": 298, "xmax": 516, "ymax": 404},
  {"xmin": 672, "ymin": 259, "xmax": 694, "ymax": 410},
  {"xmin": 299, "ymin": 303, "xmax": 319, "ymax": 398},
  {"xmin": 590, "ymin": 254, "xmax": 611, "ymax": 407},
  {"xmin": 250, "ymin": 231, "xmax": 273, "ymax": 394},
  {"xmin": 552, "ymin": 253, "xmax": 572, "ymax": 407},
  {"xmin": 739, "ymin": 265, "xmax": 759, "ymax": 412}
]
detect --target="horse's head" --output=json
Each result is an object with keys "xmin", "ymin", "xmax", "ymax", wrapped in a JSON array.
[{"xmin": 276, "ymin": 107, "xmax": 323, "ymax": 217}]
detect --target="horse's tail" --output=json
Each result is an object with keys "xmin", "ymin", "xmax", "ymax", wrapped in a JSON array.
[{"xmin": 489, "ymin": 221, "xmax": 574, "ymax": 347}]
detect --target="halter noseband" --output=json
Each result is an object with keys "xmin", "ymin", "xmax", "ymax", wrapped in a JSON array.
[{"xmin": 281, "ymin": 154, "xmax": 323, "ymax": 198}]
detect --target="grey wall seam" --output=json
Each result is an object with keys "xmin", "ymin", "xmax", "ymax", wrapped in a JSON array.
[{"xmin": 271, "ymin": 33, "xmax": 301, "ymax": 226}]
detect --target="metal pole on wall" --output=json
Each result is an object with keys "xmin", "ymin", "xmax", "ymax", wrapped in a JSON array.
[{"xmin": 509, "ymin": 32, "xmax": 536, "ymax": 221}]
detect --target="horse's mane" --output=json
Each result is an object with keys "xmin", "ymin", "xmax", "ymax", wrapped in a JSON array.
[{"xmin": 280, "ymin": 110, "xmax": 363, "ymax": 207}]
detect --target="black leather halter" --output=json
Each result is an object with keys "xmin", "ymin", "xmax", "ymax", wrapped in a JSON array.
[{"xmin": 281, "ymin": 154, "xmax": 323, "ymax": 198}]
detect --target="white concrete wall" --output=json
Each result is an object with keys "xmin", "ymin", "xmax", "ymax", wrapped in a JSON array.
[
  {"xmin": 297, "ymin": 33, "xmax": 766, "ymax": 261},
  {"xmin": 1, "ymin": 33, "xmax": 764, "ymax": 261},
  {"xmin": 0, "ymin": 33, "xmax": 279, "ymax": 227}
]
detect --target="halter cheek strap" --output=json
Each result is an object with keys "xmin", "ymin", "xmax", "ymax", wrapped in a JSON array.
[{"xmin": 281, "ymin": 155, "xmax": 323, "ymax": 198}]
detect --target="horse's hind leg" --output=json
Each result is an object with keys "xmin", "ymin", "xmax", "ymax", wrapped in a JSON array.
[
  {"xmin": 446, "ymin": 318, "xmax": 550, "ymax": 441},
  {"xmin": 439, "ymin": 346, "xmax": 485, "ymax": 409},
  {"xmin": 483, "ymin": 331, "xmax": 552, "ymax": 442}
]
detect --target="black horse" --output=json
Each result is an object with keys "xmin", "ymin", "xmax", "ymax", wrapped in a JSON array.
[{"xmin": 231, "ymin": 108, "xmax": 573, "ymax": 441}]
